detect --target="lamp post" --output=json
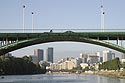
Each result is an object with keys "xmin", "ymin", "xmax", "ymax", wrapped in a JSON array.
[
  {"xmin": 101, "ymin": 5, "xmax": 105, "ymax": 32},
  {"xmin": 31, "ymin": 12, "xmax": 34, "ymax": 32},
  {"xmin": 23, "ymin": 5, "xmax": 25, "ymax": 33}
]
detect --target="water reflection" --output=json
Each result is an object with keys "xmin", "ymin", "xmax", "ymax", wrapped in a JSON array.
[
  {"xmin": 0, "ymin": 74, "xmax": 125, "ymax": 83},
  {"xmin": 97, "ymin": 75, "xmax": 121, "ymax": 83}
]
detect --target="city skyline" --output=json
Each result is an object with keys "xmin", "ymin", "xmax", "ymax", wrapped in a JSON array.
[
  {"xmin": 17, "ymin": 44, "xmax": 121, "ymax": 62},
  {"xmin": 0, "ymin": 0, "xmax": 125, "ymax": 61}
]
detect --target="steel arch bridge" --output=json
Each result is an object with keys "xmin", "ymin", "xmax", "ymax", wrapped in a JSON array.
[{"xmin": 0, "ymin": 32, "xmax": 125, "ymax": 55}]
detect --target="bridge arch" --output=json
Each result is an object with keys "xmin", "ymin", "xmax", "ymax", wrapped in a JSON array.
[{"xmin": 0, "ymin": 36, "xmax": 125, "ymax": 55}]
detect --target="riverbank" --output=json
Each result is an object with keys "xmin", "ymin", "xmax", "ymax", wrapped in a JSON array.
[
  {"xmin": 95, "ymin": 70, "xmax": 125, "ymax": 79},
  {"xmin": 47, "ymin": 70, "xmax": 125, "ymax": 79}
]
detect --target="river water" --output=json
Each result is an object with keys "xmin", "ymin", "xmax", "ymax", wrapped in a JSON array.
[{"xmin": 0, "ymin": 74, "xmax": 125, "ymax": 83}]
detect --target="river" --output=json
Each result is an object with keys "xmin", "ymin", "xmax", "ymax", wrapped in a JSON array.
[{"xmin": 0, "ymin": 74, "xmax": 125, "ymax": 83}]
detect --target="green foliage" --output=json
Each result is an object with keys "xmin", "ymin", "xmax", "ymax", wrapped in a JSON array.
[
  {"xmin": 122, "ymin": 62, "xmax": 125, "ymax": 69},
  {"xmin": 82, "ymin": 67, "xmax": 89, "ymax": 72},
  {"xmin": 0, "ymin": 56, "xmax": 46, "ymax": 75},
  {"xmin": 72, "ymin": 66, "xmax": 82, "ymax": 70},
  {"xmin": 70, "ymin": 66, "xmax": 82, "ymax": 72},
  {"xmin": 99, "ymin": 58, "xmax": 121, "ymax": 70},
  {"xmin": 90, "ymin": 66, "xmax": 95, "ymax": 71}
]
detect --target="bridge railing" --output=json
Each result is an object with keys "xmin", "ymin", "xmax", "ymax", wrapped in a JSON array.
[{"xmin": 0, "ymin": 29, "xmax": 125, "ymax": 33}]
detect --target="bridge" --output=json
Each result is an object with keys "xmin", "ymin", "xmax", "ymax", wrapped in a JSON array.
[{"xmin": 0, "ymin": 31, "xmax": 125, "ymax": 55}]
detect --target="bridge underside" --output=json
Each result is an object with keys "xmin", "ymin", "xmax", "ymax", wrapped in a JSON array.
[{"xmin": 0, "ymin": 35, "xmax": 125, "ymax": 55}]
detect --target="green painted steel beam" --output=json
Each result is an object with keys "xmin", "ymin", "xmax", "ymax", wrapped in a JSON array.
[{"xmin": 0, "ymin": 35, "xmax": 125, "ymax": 55}]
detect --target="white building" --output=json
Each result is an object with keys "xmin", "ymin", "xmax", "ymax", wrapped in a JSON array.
[
  {"xmin": 103, "ymin": 50, "xmax": 114, "ymax": 62},
  {"xmin": 60, "ymin": 60, "xmax": 75, "ymax": 70},
  {"xmin": 50, "ymin": 63, "xmax": 60, "ymax": 70},
  {"xmin": 96, "ymin": 52, "xmax": 100, "ymax": 62},
  {"xmin": 80, "ymin": 53, "xmax": 84, "ymax": 58},
  {"xmin": 80, "ymin": 63, "xmax": 88, "ymax": 69},
  {"xmin": 71, "ymin": 58, "xmax": 82, "ymax": 67}
]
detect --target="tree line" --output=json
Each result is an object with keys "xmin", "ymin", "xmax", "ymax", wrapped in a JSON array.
[
  {"xmin": 99, "ymin": 58, "xmax": 121, "ymax": 70},
  {"xmin": 0, "ymin": 56, "xmax": 46, "ymax": 75}
]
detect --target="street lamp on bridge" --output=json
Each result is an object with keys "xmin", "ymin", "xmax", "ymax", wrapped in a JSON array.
[
  {"xmin": 23, "ymin": 5, "xmax": 26, "ymax": 33},
  {"xmin": 31, "ymin": 12, "xmax": 34, "ymax": 32},
  {"xmin": 101, "ymin": 5, "xmax": 105, "ymax": 32}
]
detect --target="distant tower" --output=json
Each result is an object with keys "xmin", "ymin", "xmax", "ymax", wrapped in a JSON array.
[
  {"xmin": 103, "ymin": 50, "xmax": 112, "ymax": 62},
  {"xmin": 47, "ymin": 47, "xmax": 53, "ymax": 63},
  {"xmin": 34, "ymin": 49, "xmax": 44, "ymax": 63},
  {"xmin": 80, "ymin": 53, "xmax": 84, "ymax": 58},
  {"xmin": 96, "ymin": 52, "xmax": 100, "ymax": 62},
  {"xmin": 101, "ymin": 5, "xmax": 105, "ymax": 32},
  {"xmin": 122, "ymin": 54, "xmax": 125, "ymax": 59}
]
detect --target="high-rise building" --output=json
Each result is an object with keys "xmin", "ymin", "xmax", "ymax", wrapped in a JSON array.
[
  {"xmin": 112, "ymin": 53, "xmax": 115, "ymax": 59},
  {"xmin": 34, "ymin": 49, "xmax": 44, "ymax": 63},
  {"xmin": 79, "ymin": 53, "xmax": 88, "ymax": 63},
  {"xmin": 100, "ymin": 57, "xmax": 103, "ymax": 62},
  {"xmin": 47, "ymin": 47, "xmax": 53, "ymax": 63},
  {"xmin": 80, "ymin": 53, "xmax": 84, "ymax": 58},
  {"xmin": 96, "ymin": 52, "xmax": 100, "ymax": 61},
  {"xmin": 87, "ymin": 54, "xmax": 99, "ymax": 64},
  {"xmin": 71, "ymin": 58, "xmax": 82, "ymax": 67},
  {"xmin": 121, "ymin": 54, "xmax": 125, "ymax": 63},
  {"xmin": 122, "ymin": 54, "xmax": 125, "ymax": 59},
  {"xmin": 103, "ymin": 50, "xmax": 113, "ymax": 62}
]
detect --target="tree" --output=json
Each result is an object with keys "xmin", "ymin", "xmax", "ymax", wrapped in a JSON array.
[
  {"xmin": 99, "ymin": 58, "xmax": 121, "ymax": 70},
  {"xmin": 0, "ymin": 56, "xmax": 46, "ymax": 75}
]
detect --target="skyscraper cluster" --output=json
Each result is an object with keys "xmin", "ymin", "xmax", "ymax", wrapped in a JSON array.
[
  {"xmin": 49, "ymin": 50, "xmax": 117, "ymax": 71},
  {"xmin": 31, "ymin": 47, "xmax": 54, "ymax": 63}
]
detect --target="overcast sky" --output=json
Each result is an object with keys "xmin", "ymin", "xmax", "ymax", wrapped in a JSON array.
[{"xmin": 0, "ymin": 0, "xmax": 125, "ymax": 62}]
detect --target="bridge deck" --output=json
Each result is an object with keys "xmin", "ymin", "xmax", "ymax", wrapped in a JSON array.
[{"xmin": 0, "ymin": 32, "xmax": 125, "ymax": 41}]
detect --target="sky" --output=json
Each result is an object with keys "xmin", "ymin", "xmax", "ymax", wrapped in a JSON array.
[{"xmin": 0, "ymin": 0, "xmax": 125, "ymax": 62}]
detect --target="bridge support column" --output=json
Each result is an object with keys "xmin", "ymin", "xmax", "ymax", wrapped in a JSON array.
[
  {"xmin": 16, "ymin": 37, "xmax": 18, "ymax": 42},
  {"xmin": 2, "ymin": 38, "xmax": 5, "ymax": 45},
  {"xmin": 107, "ymin": 37, "xmax": 109, "ymax": 43},
  {"xmin": 10, "ymin": 41, "xmax": 13, "ymax": 44},
  {"xmin": 5, "ymin": 38, "xmax": 9, "ymax": 45},
  {"xmin": 1, "ymin": 41, "xmax": 4, "ymax": 46},
  {"xmin": 107, "ymin": 37, "xmax": 109, "ymax": 40},
  {"xmin": 97, "ymin": 36, "xmax": 99, "ymax": 40},
  {"xmin": 117, "ymin": 37, "xmax": 119, "ymax": 45},
  {"xmin": 0, "ymin": 41, "xmax": 2, "ymax": 46},
  {"xmin": 2, "ymin": 41, "xmax": 5, "ymax": 46},
  {"xmin": 121, "ymin": 37, "xmax": 123, "ymax": 47}
]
